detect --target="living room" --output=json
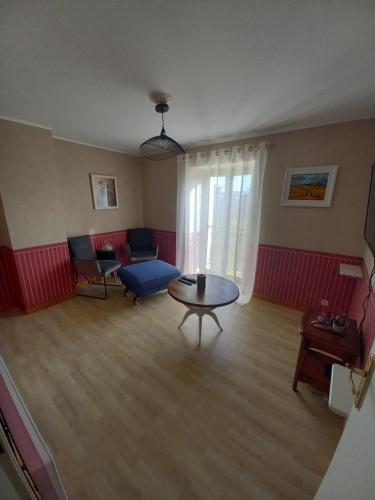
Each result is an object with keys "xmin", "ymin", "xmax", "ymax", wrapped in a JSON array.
[{"xmin": 1, "ymin": 2, "xmax": 375, "ymax": 499}]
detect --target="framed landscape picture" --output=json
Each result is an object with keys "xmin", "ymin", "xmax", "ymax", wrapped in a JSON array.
[
  {"xmin": 281, "ymin": 165, "xmax": 338, "ymax": 207},
  {"xmin": 90, "ymin": 174, "xmax": 118, "ymax": 209}
]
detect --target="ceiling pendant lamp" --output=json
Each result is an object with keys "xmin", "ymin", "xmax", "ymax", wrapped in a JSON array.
[{"xmin": 140, "ymin": 93, "xmax": 185, "ymax": 161}]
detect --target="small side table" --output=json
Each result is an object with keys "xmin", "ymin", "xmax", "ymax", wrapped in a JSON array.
[
  {"xmin": 292, "ymin": 310, "xmax": 360, "ymax": 394},
  {"xmin": 168, "ymin": 274, "xmax": 239, "ymax": 346}
]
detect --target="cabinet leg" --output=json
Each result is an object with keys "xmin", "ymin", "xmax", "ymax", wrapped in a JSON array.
[{"xmin": 293, "ymin": 340, "xmax": 306, "ymax": 392}]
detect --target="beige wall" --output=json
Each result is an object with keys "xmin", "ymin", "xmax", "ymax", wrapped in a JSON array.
[
  {"xmin": 142, "ymin": 157, "xmax": 177, "ymax": 232},
  {"xmin": 259, "ymin": 120, "xmax": 374, "ymax": 256},
  {"xmin": 0, "ymin": 195, "xmax": 11, "ymax": 247},
  {"xmin": 0, "ymin": 118, "xmax": 143, "ymax": 249},
  {"xmin": 1, "ymin": 117, "xmax": 374, "ymax": 256},
  {"xmin": 0, "ymin": 120, "xmax": 67, "ymax": 249},
  {"xmin": 142, "ymin": 118, "xmax": 375, "ymax": 256},
  {"xmin": 54, "ymin": 139, "xmax": 143, "ymax": 237}
]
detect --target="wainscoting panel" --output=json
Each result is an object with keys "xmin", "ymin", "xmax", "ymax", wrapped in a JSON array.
[
  {"xmin": 91, "ymin": 230, "xmax": 128, "ymax": 265},
  {"xmin": 12, "ymin": 243, "xmax": 74, "ymax": 311},
  {"xmin": 1, "ymin": 232, "xmax": 367, "ymax": 320},
  {"xmin": 151, "ymin": 230, "xmax": 176, "ymax": 265},
  {"xmin": 91, "ymin": 229, "xmax": 176, "ymax": 266},
  {"xmin": 253, "ymin": 244, "xmax": 362, "ymax": 313}
]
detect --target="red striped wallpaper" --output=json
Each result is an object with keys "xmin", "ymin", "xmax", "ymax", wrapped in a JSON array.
[
  {"xmin": 13, "ymin": 243, "xmax": 74, "ymax": 311},
  {"xmin": 253, "ymin": 244, "xmax": 362, "ymax": 313},
  {"xmin": 0, "ymin": 231, "xmax": 131, "ymax": 312},
  {"xmin": 0, "ymin": 230, "xmax": 370, "ymax": 328},
  {"xmin": 143, "ymin": 235, "xmax": 363, "ymax": 314},
  {"xmin": 348, "ymin": 263, "xmax": 375, "ymax": 363},
  {"xmin": 91, "ymin": 229, "xmax": 177, "ymax": 266},
  {"xmin": 151, "ymin": 229, "xmax": 176, "ymax": 265},
  {"xmin": 91, "ymin": 230, "xmax": 128, "ymax": 265}
]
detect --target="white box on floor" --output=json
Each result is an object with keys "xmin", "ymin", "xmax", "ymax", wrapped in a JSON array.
[{"xmin": 328, "ymin": 363, "xmax": 361, "ymax": 418}]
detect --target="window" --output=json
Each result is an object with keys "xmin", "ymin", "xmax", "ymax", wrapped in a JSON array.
[
  {"xmin": 177, "ymin": 142, "xmax": 268, "ymax": 305},
  {"xmin": 188, "ymin": 167, "xmax": 251, "ymax": 280}
]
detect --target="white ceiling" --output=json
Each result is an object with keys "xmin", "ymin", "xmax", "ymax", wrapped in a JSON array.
[{"xmin": 1, "ymin": 1, "xmax": 375, "ymax": 155}]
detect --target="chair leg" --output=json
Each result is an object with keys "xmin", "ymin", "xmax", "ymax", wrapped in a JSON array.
[
  {"xmin": 104, "ymin": 276, "xmax": 107, "ymax": 299},
  {"xmin": 75, "ymin": 278, "xmax": 108, "ymax": 300},
  {"xmin": 75, "ymin": 273, "xmax": 122, "ymax": 300}
]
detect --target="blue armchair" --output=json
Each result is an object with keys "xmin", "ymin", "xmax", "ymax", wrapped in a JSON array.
[{"xmin": 126, "ymin": 228, "xmax": 159, "ymax": 263}]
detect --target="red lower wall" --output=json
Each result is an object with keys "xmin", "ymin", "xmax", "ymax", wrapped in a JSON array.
[
  {"xmin": 1, "ymin": 243, "xmax": 75, "ymax": 312},
  {"xmin": 0, "ymin": 229, "xmax": 177, "ymax": 311},
  {"xmin": 13, "ymin": 243, "xmax": 74, "ymax": 311},
  {"xmin": 254, "ymin": 244, "xmax": 362, "ymax": 313},
  {"xmin": 90, "ymin": 229, "xmax": 176, "ymax": 266},
  {"xmin": 151, "ymin": 229, "xmax": 176, "ymax": 265},
  {"xmin": 91, "ymin": 229, "xmax": 128, "ymax": 265},
  {"xmin": 0, "ymin": 229, "xmax": 370, "ymax": 345}
]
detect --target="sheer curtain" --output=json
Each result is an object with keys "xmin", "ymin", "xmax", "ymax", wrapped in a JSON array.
[{"xmin": 176, "ymin": 142, "xmax": 268, "ymax": 305}]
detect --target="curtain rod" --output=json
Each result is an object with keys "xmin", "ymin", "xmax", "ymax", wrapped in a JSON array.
[{"xmin": 186, "ymin": 143, "xmax": 272, "ymax": 157}]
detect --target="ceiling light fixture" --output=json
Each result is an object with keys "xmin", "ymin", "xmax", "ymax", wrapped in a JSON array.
[{"xmin": 140, "ymin": 92, "xmax": 185, "ymax": 160}]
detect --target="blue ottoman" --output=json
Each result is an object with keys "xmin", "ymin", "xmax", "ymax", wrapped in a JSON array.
[{"xmin": 117, "ymin": 260, "xmax": 181, "ymax": 303}]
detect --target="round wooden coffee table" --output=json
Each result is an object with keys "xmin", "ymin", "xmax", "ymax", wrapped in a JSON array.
[{"xmin": 168, "ymin": 274, "xmax": 239, "ymax": 346}]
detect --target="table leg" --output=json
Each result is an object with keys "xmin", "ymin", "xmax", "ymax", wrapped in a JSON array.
[
  {"xmin": 198, "ymin": 313, "xmax": 203, "ymax": 347},
  {"xmin": 178, "ymin": 306, "xmax": 223, "ymax": 347},
  {"xmin": 178, "ymin": 309, "xmax": 194, "ymax": 328},
  {"xmin": 205, "ymin": 310, "xmax": 223, "ymax": 332}
]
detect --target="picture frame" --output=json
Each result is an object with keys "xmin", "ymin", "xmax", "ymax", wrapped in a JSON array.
[
  {"xmin": 281, "ymin": 165, "xmax": 338, "ymax": 207},
  {"xmin": 90, "ymin": 174, "xmax": 118, "ymax": 210}
]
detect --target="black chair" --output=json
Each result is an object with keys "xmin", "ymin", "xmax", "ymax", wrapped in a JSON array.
[
  {"xmin": 126, "ymin": 228, "xmax": 159, "ymax": 263},
  {"xmin": 68, "ymin": 235, "xmax": 122, "ymax": 299}
]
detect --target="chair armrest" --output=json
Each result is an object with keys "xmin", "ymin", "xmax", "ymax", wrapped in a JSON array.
[
  {"xmin": 125, "ymin": 243, "xmax": 132, "ymax": 257},
  {"xmin": 96, "ymin": 249, "xmax": 118, "ymax": 261},
  {"xmin": 99, "ymin": 260, "xmax": 121, "ymax": 275},
  {"xmin": 154, "ymin": 244, "xmax": 159, "ymax": 259}
]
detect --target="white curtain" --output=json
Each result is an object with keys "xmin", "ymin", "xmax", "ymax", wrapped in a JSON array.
[{"xmin": 176, "ymin": 142, "xmax": 268, "ymax": 305}]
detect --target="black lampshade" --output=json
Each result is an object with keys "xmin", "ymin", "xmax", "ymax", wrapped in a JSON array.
[{"xmin": 140, "ymin": 102, "xmax": 185, "ymax": 161}]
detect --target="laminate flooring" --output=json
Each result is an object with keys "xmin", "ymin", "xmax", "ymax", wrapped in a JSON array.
[{"xmin": 0, "ymin": 288, "xmax": 343, "ymax": 499}]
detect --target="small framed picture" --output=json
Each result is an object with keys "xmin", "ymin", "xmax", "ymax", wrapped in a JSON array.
[
  {"xmin": 281, "ymin": 165, "xmax": 338, "ymax": 207},
  {"xmin": 90, "ymin": 174, "xmax": 118, "ymax": 210}
]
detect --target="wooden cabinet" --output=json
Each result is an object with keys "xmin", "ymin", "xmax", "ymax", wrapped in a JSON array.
[{"xmin": 293, "ymin": 310, "xmax": 360, "ymax": 394}]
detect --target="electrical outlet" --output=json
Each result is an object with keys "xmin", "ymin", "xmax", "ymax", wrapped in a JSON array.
[{"xmin": 320, "ymin": 299, "xmax": 329, "ymax": 307}]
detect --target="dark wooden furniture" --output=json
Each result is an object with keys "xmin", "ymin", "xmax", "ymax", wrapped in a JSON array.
[
  {"xmin": 293, "ymin": 309, "xmax": 360, "ymax": 394},
  {"xmin": 168, "ymin": 274, "xmax": 239, "ymax": 346}
]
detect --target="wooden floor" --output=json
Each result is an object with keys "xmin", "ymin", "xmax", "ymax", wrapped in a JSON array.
[{"xmin": 0, "ymin": 287, "xmax": 343, "ymax": 500}]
